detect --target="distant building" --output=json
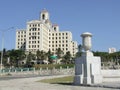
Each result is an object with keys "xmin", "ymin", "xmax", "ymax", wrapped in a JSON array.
[
  {"xmin": 108, "ymin": 48, "xmax": 116, "ymax": 53},
  {"xmin": 16, "ymin": 9, "xmax": 78, "ymax": 57}
]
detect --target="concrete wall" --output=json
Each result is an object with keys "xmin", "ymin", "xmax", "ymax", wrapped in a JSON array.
[
  {"xmin": 102, "ymin": 70, "xmax": 120, "ymax": 77},
  {"xmin": 101, "ymin": 69, "xmax": 120, "ymax": 82}
]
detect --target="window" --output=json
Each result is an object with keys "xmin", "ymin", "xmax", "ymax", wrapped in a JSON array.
[
  {"xmin": 66, "ymin": 48, "xmax": 68, "ymax": 50},
  {"xmin": 38, "ymin": 45, "xmax": 39, "ymax": 48},
  {"xmin": 42, "ymin": 14, "xmax": 45, "ymax": 20}
]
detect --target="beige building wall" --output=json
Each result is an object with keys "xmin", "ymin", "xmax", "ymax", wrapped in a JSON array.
[{"xmin": 16, "ymin": 29, "xmax": 26, "ymax": 50}]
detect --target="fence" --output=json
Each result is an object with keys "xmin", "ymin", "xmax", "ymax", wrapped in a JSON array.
[{"xmin": 0, "ymin": 66, "xmax": 75, "ymax": 76}]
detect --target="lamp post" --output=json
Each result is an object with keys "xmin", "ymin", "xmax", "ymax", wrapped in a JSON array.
[{"xmin": 0, "ymin": 27, "xmax": 14, "ymax": 71}]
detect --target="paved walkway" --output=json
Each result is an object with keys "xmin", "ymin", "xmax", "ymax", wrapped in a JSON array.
[{"xmin": 0, "ymin": 75, "xmax": 120, "ymax": 90}]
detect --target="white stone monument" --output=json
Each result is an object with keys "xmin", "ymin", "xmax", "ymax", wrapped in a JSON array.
[{"xmin": 74, "ymin": 32, "xmax": 102, "ymax": 85}]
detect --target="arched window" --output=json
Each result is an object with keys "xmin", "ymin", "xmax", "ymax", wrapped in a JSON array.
[
  {"xmin": 42, "ymin": 14, "xmax": 45, "ymax": 20},
  {"xmin": 54, "ymin": 27, "xmax": 56, "ymax": 31}
]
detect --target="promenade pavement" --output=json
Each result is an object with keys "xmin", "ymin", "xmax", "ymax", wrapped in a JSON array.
[{"xmin": 0, "ymin": 75, "xmax": 120, "ymax": 90}]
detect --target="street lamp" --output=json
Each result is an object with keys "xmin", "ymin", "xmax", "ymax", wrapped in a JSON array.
[{"xmin": 0, "ymin": 27, "xmax": 14, "ymax": 71}]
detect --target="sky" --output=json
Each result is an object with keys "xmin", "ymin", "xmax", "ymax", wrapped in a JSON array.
[{"xmin": 0, "ymin": 0, "xmax": 120, "ymax": 52}]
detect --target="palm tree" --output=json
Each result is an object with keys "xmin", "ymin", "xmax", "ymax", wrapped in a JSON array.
[
  {"xmin": 75, "ymin": 44, "xmax": 82, "ymax": 58},
  {"xmin": 55, "ymin": 48, "xmax": 64, "ymax": 59},
  {"xmin": 9, "ymin": 49, "xmax": 26, "ymax": 67},
  {"xmin": 46, "ymin": 49, "xmax": 53, "ymax": 64},
  {"xmin": 36, "ymin": 50, "xmax": 47, "ymax": 64},
  {"xmin": 62, "ymin": 51, "xmax": 72, "ymax": 64}
]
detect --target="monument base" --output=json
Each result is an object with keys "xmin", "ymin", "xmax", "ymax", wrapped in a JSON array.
[{"xmin": 74, "ymin": 51, "xmax": 102, "ymax": 85}]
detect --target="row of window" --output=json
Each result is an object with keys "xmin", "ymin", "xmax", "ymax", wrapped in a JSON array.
[
  {"xmin": 29, "ymin": 24, "xmax": 40, "ymax": 27},
  {"xmin": 29, "ymin": 36, "xmax": 40, "ymax": 39},
  {"xmin": 18, "ymin": 42, "xmax": 26, "ymax": 45},
  {"xmin": 51, "ymin": 48, "xmax": 68, "ymax": 51},
  {"xmin": 29, "ymin": 41, "xmax": 40, "ymax": 44},
  {"xmin": 29, "ymin": 32, "xmax": 40, "ymax": 35},
  {"xmin": 17, "ymin": 39, "xmax": 26, "ymax": 41},
  {"xmin": 49, "ymin": 40, "xmax": 68, "ymax": 43},
  {"xmin": 18, "ymin": 46, "xmax": 25, "ymax": 49},
  {"xmin": 49, "ymin": 44, "xmax": 68, "ymax": 47},
  {"xmin": 49, "ymin": 37, "xmax": 68, "ymax": 39},
  {"xmin": 17, "ymin": 31, "xmax": 26, "ymax": 34},
  {"xmin": 50, "ymin": 33, "xmax": 68, "ymax": 36},
  {"xmin": 18, "ymin": 35, "xmax": 26, "ymax": 38},
  {"xmin": 29, "ymin": 28, "xmax": 40, "ymax": 31},
  {"xmin": 29, "ymin": 45, "xmax": 40, "ymax": 48}
]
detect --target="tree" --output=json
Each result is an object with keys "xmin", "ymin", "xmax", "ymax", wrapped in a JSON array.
[
  {"xmin": 46, "ymin": 49, "xmax": 53, "ymax": 64},
  {"xmin": 75, "ymin": 44, "xmax": 82, "ymax": 58},
  {"xmin": 9, "ymin": 49, "xmax": 26, "ymax": 67},
  {"xmin": 55, "ymin": 48, "xmax": 63, "ymax": 59},
  {"xmin": 62, "ymin": 51, "xmax": 72, "ymax": 64}
]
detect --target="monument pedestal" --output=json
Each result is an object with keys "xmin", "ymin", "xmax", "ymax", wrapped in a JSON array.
[{"xmin": 74, "ymin": 51, "xmax": 102, "ymax": 85}]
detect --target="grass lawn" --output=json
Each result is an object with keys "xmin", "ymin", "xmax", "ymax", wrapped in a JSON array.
[{"xmin": 39, "ymin": 76, "xmax": 74, "ymax": 84}]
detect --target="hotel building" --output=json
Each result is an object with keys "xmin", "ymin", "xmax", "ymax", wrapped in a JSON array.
[{"xmin": 16, "ymin": 9, "xmax": 78, "ymax": 57}]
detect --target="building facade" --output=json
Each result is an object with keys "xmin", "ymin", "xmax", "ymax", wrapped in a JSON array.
[
  {"xmin": 16, "ymin": 9, "xmax": 78, "ymax": 57},
  {"xmin": 108, "ymin": 48, "xmax": 116, "ymax": 54}
]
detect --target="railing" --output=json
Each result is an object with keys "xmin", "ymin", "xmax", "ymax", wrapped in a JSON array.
[{"xmin": 0, "ymin": 66, "xmax": 75, "ymax": 76}]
